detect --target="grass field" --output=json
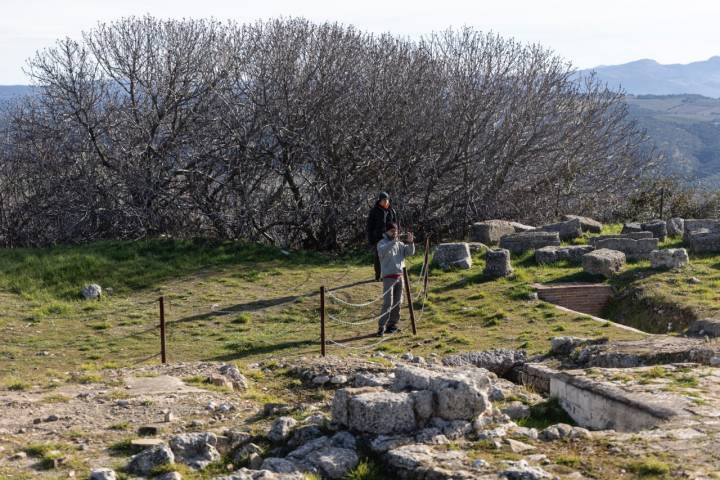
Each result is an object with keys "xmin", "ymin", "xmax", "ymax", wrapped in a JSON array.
[{"xmin": 0, "ymin": 233, "xmax": 652, "ymax": 388}]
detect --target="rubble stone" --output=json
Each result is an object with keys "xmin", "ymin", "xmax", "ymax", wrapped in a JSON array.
[
  {"xmin": 484, "ymin": 249, "xmax": 513, "ymax": 278},
  {"xmin": 433, "ymin": 243, "xmax": 472, "ymax": 270},
  {"xmin": 650, "ymin": 248, "xmax": 689, "ymax": 269},
  {"xmin": 582, "ymin": 249, "xmax": 625, "ymax": 277}
]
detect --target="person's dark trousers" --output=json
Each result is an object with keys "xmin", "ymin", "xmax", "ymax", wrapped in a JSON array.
[{"xmin": 372, "ymin": 243, "xmax": 381, "ymax": 281}]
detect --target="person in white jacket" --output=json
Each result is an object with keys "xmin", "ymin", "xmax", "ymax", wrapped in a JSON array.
[{"xmin": 376, "ymin": 222, "xmax": 415, "ymax": 336}]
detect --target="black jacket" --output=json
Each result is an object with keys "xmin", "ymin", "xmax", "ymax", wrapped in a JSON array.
[{"xmin": 366, "ymin": 202, "xmax": 398, "ymax": 245}]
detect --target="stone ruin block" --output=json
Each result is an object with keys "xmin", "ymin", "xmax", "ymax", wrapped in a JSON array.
[
  {"xmin": 509, "ymin": 221, "xmax": 536, "ymax": 233},
  {"xmin": 687, "ymin": 318, "xmax": 720, "ymax": 338},
  {"xmin": 588, "ymin": 232, "xmax": 653, "ymax": 246},
  {"xmin": 484, "ymin": 248, "xmax": 512, "ymax": 278},
  {"xmin": 499, "ymin": 231, "xmax": 560, "ymax": 254},
  {"xmin": 683, "ymin": 219, "xmax": 720, "ymax": 242},
  {"xmin": 433, "ymin": 243, "xmax": 472, "ymax": 270},
  {"xmin": 331, "ymin": 365, "xmax": 492, "ymax": 435},
  {"xmin": 562, "ymin": 215, "xmax": 603, "ymax": 233},
  {"xmin": 641, "ymin": 220, "xmax": 667, "ymax": 240},
  {"xmin": 621, "ymin": 222, "xmax": 642, "ymax": 234},
  {"xmin": 470, "ymin": 220, "xmax": 516, "ymax": 245},
  {"xmin": 686, "ymin": 230, "xmax": 720, "ymax": 253},
  {"xmin": 582, "ymin": 248, "xmax": 625, "ymax": 278},
  {"xmin": 683, "ymin": 219, "xmax": 720, "ymax": 252},
  {"xmin": 650, "ymin": 248, "xmax": 689, "ymax": 269},
  {"xmin": 588, "ymin": 236, "xmax": 658, "ymax": 260},
  {"xmin": 535, "ymin": 245, "xmax": 594, "ymax": 265},
  {"xmin": 666, "ymin": 217, "xmax": 684, "ymax": 238},
  {"xmin": 539, "ymin": 217, "xmax": 583, "ymax": 241}
]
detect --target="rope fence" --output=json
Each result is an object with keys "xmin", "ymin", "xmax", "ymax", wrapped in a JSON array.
[
  {"xmin": 4, "ymin": 238, "xmax": 433, "ymax": 364},
  {"xmin": 318, "ymin": 237, "xmax": 431, "ymax": 356}
]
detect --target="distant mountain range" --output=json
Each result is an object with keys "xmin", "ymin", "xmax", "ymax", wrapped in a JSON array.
[
  {"xmin": 0, "ymin": 85, "xmax": 33, "ymax": 103},
  {"xmin": 582, "ymin": 56, "xmax": 720, "ymax": 98}
]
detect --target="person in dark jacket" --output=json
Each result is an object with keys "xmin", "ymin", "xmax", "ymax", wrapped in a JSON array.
[{"xmin": 366, "ymin": 192, "xmax": 398, "ymax": 281}]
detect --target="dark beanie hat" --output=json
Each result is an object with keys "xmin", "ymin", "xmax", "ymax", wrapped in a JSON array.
[
  {"xmin": 378, "ymin": 191, "xmax": 390, "ymax": 201},
  {"xmin": 386, "ymin": 222, "xmax": 398, "ymax": 231}
]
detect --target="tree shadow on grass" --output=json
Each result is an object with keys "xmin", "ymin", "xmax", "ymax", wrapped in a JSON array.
[
  {"xmin": 208, "ymin": 338, "xmax": 319, "ymax": 361},
  {"xmin": 164, "ymin": 279, "xmax": 374, "ymax": 326}
]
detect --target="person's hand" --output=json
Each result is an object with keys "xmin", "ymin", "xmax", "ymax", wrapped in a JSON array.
[{"xmin": 407, "ymin": 232, "xmax": 415, "ymax": 243}]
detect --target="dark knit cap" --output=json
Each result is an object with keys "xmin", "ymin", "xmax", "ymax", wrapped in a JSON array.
[{"xmin": 378, "ymin": 192, "xmax": 390, "ymax": 201}]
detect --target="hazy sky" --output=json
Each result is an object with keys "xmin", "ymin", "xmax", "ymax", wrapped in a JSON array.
[{"xmin": 1, "ymin": 0, "xmax": 718, "ymax": 84}]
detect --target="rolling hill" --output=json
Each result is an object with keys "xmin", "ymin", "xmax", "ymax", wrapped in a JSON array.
[{"xmin": 584, "ymin": 56, "xmax": 720, "ymax": 98}]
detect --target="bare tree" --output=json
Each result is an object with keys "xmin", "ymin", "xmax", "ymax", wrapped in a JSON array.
[{"xmin": 0, "ymin": 17, "xmax": 661, "ymax": 248}]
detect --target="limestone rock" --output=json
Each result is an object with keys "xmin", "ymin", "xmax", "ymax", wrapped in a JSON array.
[
  {"xmin": 582, "ymin": 249, "xmax": 625, "ymax": 278},
  {"xmin": 641, "ymin": 219, "xmax": 667, "ymax": 240},
  {"xmin": 261, "ymin": 457, "xmax": 302, "ymax": 474},
  {"xmin": 535, "ymin": 245, "xmax": 594, "ymax": 265},
  {"xmin": 650, "ymin": 248, "xmax": 689, "ymax": 269},
  {"xmin": 353, "ymin": 372, "xmax": 393, "ymax": 388},
  {"xmin": 231, "ymin": 443, "xmax": 263, "ymax": 466},
  {"xmin": 215, "ymin": 469, "xmax": 305, "ymax": 479},
  {"xmin": 393, "ymin": 365, "xmax": 492, "ymax": 421},
  {"xmin": 501, "ymin": 401, "xmax": 531, "ymax": 420},
  {"xmin": 218, "ymin": 364, "xmax": 249, "ymax": 391},
  {"xmin": 539, "ymin": 218, "xmax": 583, "ymax": 241},
  {"xmin": 667, "ymin": 217, "xmax": 684, "ymax": 237},
  {"xmin": 467, "ymin": 242, "xmax": 490, "ymax": 253},
  {"xmin": 562, "ymin": 215, "xmax": 603, "ymax": 233},
  {"xmin": 510, "ymin": 222, "xmax": 536, "ymax": 233},
  {"xmin": 685, "ymin": 229, "xmax": 720, "ymax": 253},
  {"xmin": 550, "ymin": 336, "xmax": 598, "ymax": 356},
  {"xmin": 347, "ymin": 391, "xmax": 417, "ymax": 434},
  {"xmin": 169, "ymin": 432, "xmax": 220, "ymax": 470},
  {"xmin": 384, "ymin": 444, "xmax": 473, "ymax": 479},
  {"xmin": 505, "ymin": 438, "xmax": 536, "ymax": 453},
  {"xmin": 683, "ymin": 219, "xmax": 720, "ymax": 242},
  {"xmin": 500, "ymin": 459, "xmax": 552, "ymax": 479},
  {"xmin": 433, "ymin": 243, "xmax": 472, "ymax": 270},
  {"xmin": 89, "ymin": 469, "xmax": 117, "ymax": 480},
  {"xmin": 126, "ymin": 444, "xmax": 174, "ymax": 476},
  {"xmin": 687, "ymin": 319, "xmax": 720, "ymax": 337},
  {"xmin": 157, "ymin": 473, "xmax": 182, "ymax": 480},
  {"xmin": 500, "ymin": 231, "xmax": 560, "ymax": 254},
  {"xmin": 471, "ymin": 220, "xmax": 516, "ymax": 245},
  {"xmin": 621, "ymin": 222, "xmax": 642, "ymax": 234},
  {"xmin": 484, "ymin": 249, "xmax": 513, "ymax": 278},
  {"xmin": 82, "ymin": 284, "xmax": 102, "ymax": 300},
  {"xmin": 442, "ymin": 349, "xmax": 526, "ymax": 377},
  {"xmin": 304, "ymin": 447, "xmax": 358, "ymax": 479},
  {"xmin": 267, "ymin": 417, "xmax": 298, "ymax": 443},
  {"xmin": 588, "ymin": 236, "xmax": 657, "ymax": 261},
  {"xmin": 287, "ymin": 425, "xmax": 323, "ymax": 448}
]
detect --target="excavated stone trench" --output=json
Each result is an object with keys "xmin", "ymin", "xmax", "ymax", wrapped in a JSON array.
[{"xmin": 535, "ymin": 281, "xmax": 697, "ymax": 334}]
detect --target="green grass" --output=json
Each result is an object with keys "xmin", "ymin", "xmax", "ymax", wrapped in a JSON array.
[
  {"xmin": 0, "ymin": 237, "xmax": 644, "ymax": 384},
  {"xmin": 627, "ymin": 457, "xmax": 671, "ymax": 477},
  {"xmin": 516, "ymin": 397, "xmax": 575, "ymax": 430},
  {"xmin": 345, "ymin": 459, "xmax": 389, "ymax": 480}
]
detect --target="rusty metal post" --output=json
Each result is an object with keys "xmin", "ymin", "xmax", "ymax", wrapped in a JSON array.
[
  {"xmin": 422, "ymin": 236, "xmax": 430, "ymax": 299},
  {"xmin": 403, "ymin": 268, "xmax": 417, "ymax": 335},
  {"xmin": 159, "ymin": 296, "xmax": 167, "ymax": 364},
  {"xmin": 320, "ymin": 286, "xmax": 326, "ymax": 357}
]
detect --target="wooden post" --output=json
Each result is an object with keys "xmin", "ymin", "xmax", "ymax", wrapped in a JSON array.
[
  {"xmin": 422, "ymin": 236, "xmax": 430, "ymax": 299},
  {"xmin": 159, "ymin": 296, "xmax": 167, "ymax": 364},
  {"xmin": 320, "ymin": 286, "xmax": 326, "ymax": 357},
  {"xmin": 403, "ymin": 267, "xmax": 417, "ymax": 335}
]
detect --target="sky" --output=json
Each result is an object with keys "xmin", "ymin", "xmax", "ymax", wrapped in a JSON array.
[{"xmin": 1, "ymin": 0, "xmax": 719, "ymax": 84}]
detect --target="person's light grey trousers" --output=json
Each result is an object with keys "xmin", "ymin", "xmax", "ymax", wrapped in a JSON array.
[{"xmin": 379, "ymin": 277, "xmax": 403, "ymax": 331}]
